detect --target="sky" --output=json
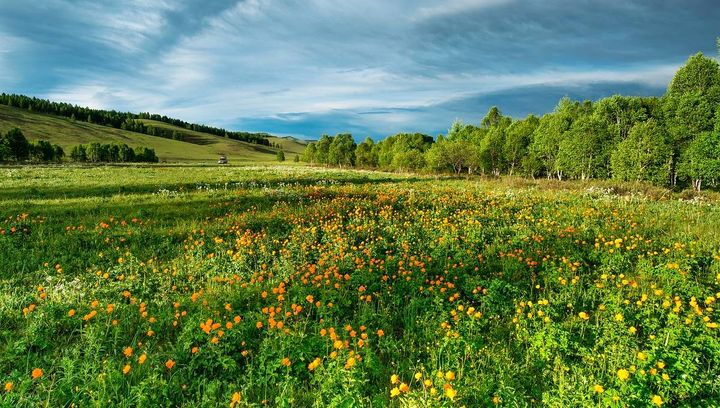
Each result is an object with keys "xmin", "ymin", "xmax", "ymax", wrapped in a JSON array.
[{"xmin": 0, "ymin": 0, "xmax": 718, "ymax": 139}]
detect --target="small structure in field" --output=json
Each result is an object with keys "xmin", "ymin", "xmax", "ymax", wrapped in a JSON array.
[{"xmin": 218, "ymin": 155, "xmax": 228, "ymax": 164}]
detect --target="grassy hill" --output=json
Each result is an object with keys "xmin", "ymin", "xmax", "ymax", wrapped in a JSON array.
[{"xmin": 0, "ymin": 104, "xmax": 307, "ymax": 163}]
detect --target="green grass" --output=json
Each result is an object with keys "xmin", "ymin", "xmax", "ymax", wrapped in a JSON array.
[
  {"xmin": 0, "ymin": 105, "xmax": 305, "ymax": 163},
  {"xmin": 1, "ymin": 166, "xmax": 720, "ymax": 407}
]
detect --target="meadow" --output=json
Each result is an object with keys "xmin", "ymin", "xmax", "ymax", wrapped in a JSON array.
[{"xmin": 1, "ymin": 165, "xmax": 720, "ymax": 407}]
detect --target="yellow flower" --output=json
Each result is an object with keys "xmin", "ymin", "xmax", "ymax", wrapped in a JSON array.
[
  {"xmin": 390, "ymin": 387, "xmax": 400, "ymax": 398},
  {"xmin": 344, "ymin": 357, "xmax": 356, "ymax": 369},
  {"xmin": 617, "ymin": 368, "xmax": 629, "ymax": 380},
  {"xmin": 593, "ymin": 384, "xmax": 604, "ymax": 393},
  {"xmin": 652, "ymin": 395, "xmax": 663, "ymax": 406},
  {"xmin": 138, "ymin": 354, "xmax": 147, "ymax": 364},
  {"xmin": 637, "ymin": 352, "xmax": 647, "ymax": 361},
  {"xmin": 444, "ymin": 384, "xmax": 457, "ymax": 399},
  {"xmin": 578, "ymin": 312, "xmax": 589, "ymax": 321},
  {"xmin": 390, "ymin": 374, "xmax": 399, "ymax": 384},
  {"xmin": 230, "ymin": 392, "xmax": 241, "ymax": 407},
  {"xmin": 628, "ymin": 326, "xmax": 637, "ymax": 334},
  {"xmin": 445, "ymin": 371, "xmax": 456, "ymax": 381},
  {"xmin": 122, "ymin": 364, "xmax": 131, "ymax": 375},
  {"xmin": 123, "ymin": 347, "xmax": 133, "ymax": 358},
  {"xmin": 399, "ymin": 383, "xmax": 409, "ymax": 393}
]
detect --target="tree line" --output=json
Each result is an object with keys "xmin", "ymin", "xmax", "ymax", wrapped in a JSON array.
[
  {"xmin": 0, "ymin": 128, "xmax": 64, "ymax": 163},
  {"xmin": 69, "ymin": 143, "xmax": 158, "ymax": 163},
  {"xmin": 0, "ymin": 94, "xmax": 271, "ymax": 146},
  {"xmin": 302, "ymin": 51, "xmax": 720, "ymax": 191},
  {"xmin": 0, "ymin": 127, "xmax": 158, "ymax": 163}
]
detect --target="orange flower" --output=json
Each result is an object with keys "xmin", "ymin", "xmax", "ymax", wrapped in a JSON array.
[
  {"xmin": 4, "ymin": 382, "xmax": 13, "ymax": 392},
  {"xmin": 377, "ymin": 329, "xmax": 384, "ymax": 337},
  {"xmin": 31, "ymin": 368, "xmax": 43, "ymax": 380},
  {"xmin": 344, "ymin": 357, "xmax": 356, "ymax": 369},
  {"xmin": 256, "ymin": 321, "xmax": 263, "ymax": 329},
  {"xmin": 123, "ymin": 347, "xmax": 133, "ymax": 358},
  {"xmin": 281, "ymin": 357, "xmax": 291, "ymax": 367},
  {"xmin": 68, "ymin": 309, "xmax": 76, "ymax": 317},
  {"xmin": 138, "ymin": 354, "xmax": 147, "ymax": 364},
  {"xmin": 122, "ymin": 364, "xmax": 131, "ymax": 375},
  {"xmin": 165, "ymin": 359, "xmax": 175, "ymax": 370}
]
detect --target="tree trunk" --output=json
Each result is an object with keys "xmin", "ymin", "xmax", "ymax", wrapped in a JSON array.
[{"xmin": 693, "ymin": 178, "xmax": 702, "ymax": 192}]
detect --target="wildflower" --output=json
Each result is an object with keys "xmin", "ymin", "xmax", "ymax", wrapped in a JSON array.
[
  {"xmin": 344, "ymin": 357, "xmax": 356, "ymax": 369},
  {"xmin": 165, "ymin": 359, "xmax": 175, "ymax": 370},
  {"xmin": 652, "ymin": 395, "xmax": 663, "ymax": 406},
  {"xmin": 123, "ymin": 347, "xmax": 133, "ymax": 358},
  {"xmin": 4, "ymin": 382, "xmax": 13, "ymax": 392},
  {"xmin": 444, "ymin": 384, "xmax": 457, "ymax": 399},
  {"xmin": 68, "ymin": 309, "xmax": 76, "ymax": 317},
  {"xmin": 138, "ymin": 354, "xmax": 147, "ymax": 364},
  {"xmin": 399, "ymin": 382, "xmax": 409, "ymax": 393},
  {"xmin": 31, "ymin": 368, "xmax": 43, "ymax": 379},
  {"xmin": 445, "ymin": 371, "xmax": 456, "ymax": 381},
  {"xmin": 281, "ymin": 357, "xmax": 291, "ymax": 367},
  {"xmin": 230, "ymin": 392, "xmax": 241, "ymax": 407},
  {"xmin": 390, "ymin": 387, "xmax": 400, "ymax": 398},
  {"xmin": 414, "ymin": 372, "xmax": 422, "ymax": 381},
  {"xmin": 390, "ymin": 374, "xmax": 399, "ymax": 384},
  {"xmin": 308, "ymin": 358, "xmax": 321, "ymax": 371},
  {"xmin": 123, "ymin": 364, "xmax": 131, "ymax": 375},
  {"xmin": 377, "ymin": 329, "xmax": 384, "ymax": 337},
  {"xmin": 578, "ymin": 312, "xmax": 589, "ymax": 321},
  {"xmin": 617, "ymin": 368, "xmax": 629, "ymax": 380},
  {"xmin": 593, "ymin": 384, "xmax": 604, "ymax": 393}
]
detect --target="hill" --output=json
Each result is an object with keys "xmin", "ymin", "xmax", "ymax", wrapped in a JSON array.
[{"xmin": 0, "ymin": 104, "xmax": 307, "ymax": 163}]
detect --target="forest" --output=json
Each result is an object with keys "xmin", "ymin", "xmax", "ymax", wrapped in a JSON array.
[{"xmin": 302, "ymin": 52, "xmax": 720, "ymax": 191}]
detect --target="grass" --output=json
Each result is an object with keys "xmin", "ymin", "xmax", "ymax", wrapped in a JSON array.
[
  {"xmin": 0, "ymin": 105, "xmax": 305, "ymax": 163},
  {"xmin": 1, "ymin": 165, "xmax": 720, "ymax": 407}
]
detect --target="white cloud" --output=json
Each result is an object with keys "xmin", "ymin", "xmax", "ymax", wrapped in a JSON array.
[{"xmin": 413, "ymin": 0, "xmax": 514, "ymax": 21}]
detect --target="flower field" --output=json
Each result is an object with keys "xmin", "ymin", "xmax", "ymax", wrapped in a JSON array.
[{"xmin": 1, "ymin": 166, "xmax": 720, "ymax": 407}]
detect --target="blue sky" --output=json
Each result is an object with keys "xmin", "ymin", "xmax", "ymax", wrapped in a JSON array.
[{"xmin": 0, "ymin": 0, "xmax": 718, "ymax": 139}]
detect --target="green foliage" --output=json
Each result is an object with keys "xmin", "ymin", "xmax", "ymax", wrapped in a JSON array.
[
  {"xmin": 666, "ymin": 52, "xmax": 720, "ymax": 102},
  {"xmin": 678, "ymin": 131, "xmax": 720, "ymax": 191},
  {"xmin": 277, "ymin": 150, "xmax": 286, "ymax": 162},
  {"xmin": 328, "ymin": 134, "xmax": 356, "ymax": 167},
  {"xmin": 302, "ymin": 142, "xmax": 317, "ymax": 163},
  {"xmin": 2, "ymin": 127, "xmax": 30, "ymax": 161},
  {"xmin": 355, "ymin": 138, "xmax": 377, "ymax": 168},
  {"xmin": 611, "ymin": 120, "xmax": 672, "ymax": 184},
  {"xmin": 557, "ymin": 116, "xmax": 611, "ymax": 180}
]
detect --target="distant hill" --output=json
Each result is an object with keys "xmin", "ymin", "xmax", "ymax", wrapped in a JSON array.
[{"xmin": 0, "ymin": 104, "xmax": 308, "ymax": 163}]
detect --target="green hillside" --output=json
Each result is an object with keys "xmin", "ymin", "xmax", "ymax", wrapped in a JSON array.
[
  {"xmin": 135, "ymin": 119, "xmax": 307, "ymax": 157},
  {"xmin": 0, "ymin": 104, "xmax": 306, "ymax": 163}
]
